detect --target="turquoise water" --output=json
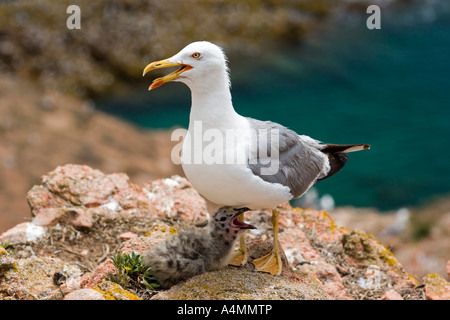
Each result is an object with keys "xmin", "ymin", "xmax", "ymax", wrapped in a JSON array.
[{"xmin": 98, "ymin": 5, "xmax": 450, "ymax": 210}]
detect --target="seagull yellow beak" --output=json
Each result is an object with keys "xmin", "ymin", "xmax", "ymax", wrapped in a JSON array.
[{"xmin": 142, "ymin": 59, "xmax": 192, "ymax": 90}]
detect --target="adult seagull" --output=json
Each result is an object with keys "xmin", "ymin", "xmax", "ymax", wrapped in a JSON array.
[{"xmin": 143, "ymin": 41, "xmax": 370, "ymax": 275}]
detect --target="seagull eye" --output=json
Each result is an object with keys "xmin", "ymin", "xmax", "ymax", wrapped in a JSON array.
[{"xmin": 192, "ymin": 52, "xmax": 201, "ymax": 59}]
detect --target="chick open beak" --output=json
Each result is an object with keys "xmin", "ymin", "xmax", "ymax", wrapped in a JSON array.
[
  {"xmin": 230, "ymin": 208, "xmax": 256, "ymax": 229},
  {"xmin": 142, "ymin": 59, "xmax": 192, "ymax": 90}
]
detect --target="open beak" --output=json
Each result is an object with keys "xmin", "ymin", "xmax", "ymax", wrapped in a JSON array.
[
  {"xmin": 142, "ymin": 59, "xmax": 192, "ymax": 90},
  {"xmin": 230, "ymin": 208, "xmax": 256, "ymax": 230}
]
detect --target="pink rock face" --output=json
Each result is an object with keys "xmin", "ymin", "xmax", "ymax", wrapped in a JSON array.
[
  {"xmin": 26, "ymin": 164, "xmax": 208, "ymax": 229},
  {"xmin": 120, "ymin": 224, "xmax": 176, "ymax": 255},
  {"xmin": 119, "ymin": 232, "xmax": 138, "ymax": 240},
  {"xmin": 63, "ymin": 288, "xmax": 105, "ymax": 300},
  {"xmin": 381, "ymin": 289, "xmax": 403, "ymax": 300},
  {"xmin": 60, "ymin": 258, "xmax": 117, "ymax": 295},
  {"xmin": 0, "ymin": 223, "xmax": 30, "ymax": 244},
  {"xmin": 140, "ymin": 176, "xmax": 209, "ymax": 221},
  {"xmin": 1, "ymin": 164, "xmax": 445, "ymax": 300},
  {"xmin": 423, "ymin": 274, "xmax": 450, "ymax": 300},
  {"xmin": 59, "ymin": 225, "xmax": 175, "ymax": 297},
  {"xmin": 0, "ymin": 222, "xmax": 45, "ymax": 244}
]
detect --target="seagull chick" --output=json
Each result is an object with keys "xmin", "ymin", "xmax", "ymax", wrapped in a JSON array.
[
  {"xmin": 143, "ymin": 207, "xmax": 255, "ymax": 289},
  {"xmin": 143, "ymin": 41, "xmax": 370, "ymax": 276}
]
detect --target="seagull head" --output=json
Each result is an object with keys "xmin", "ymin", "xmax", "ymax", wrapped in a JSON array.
[
  {"xmin": 210, "ymin": 206, "xmax": 256, "ymax": 241},
  {"xmin": 143, "ymin": 41, "xmax": 230, "ymax": 91}
]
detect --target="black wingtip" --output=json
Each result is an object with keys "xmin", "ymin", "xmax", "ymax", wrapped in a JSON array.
[{"xmin": 317, "ymin": 153, "xmax": 349, "ymax": 182}]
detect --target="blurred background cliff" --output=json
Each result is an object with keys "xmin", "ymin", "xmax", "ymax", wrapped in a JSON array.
[{"xmin": 0, "ymin": 0, "xmax": 449, "ymax": 279}]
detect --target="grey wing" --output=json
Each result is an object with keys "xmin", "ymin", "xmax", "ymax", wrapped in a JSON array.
[{"xmin": 246, "ymin": 118, "xmax": 329, "ymax": 198}]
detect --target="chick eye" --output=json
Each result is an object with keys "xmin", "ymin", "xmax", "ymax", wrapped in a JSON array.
[
  {"xmin": 220, "ymin": 216, "xmax": 226, "ymax": 221},
  {"xmin": 192, "ymin": 52, "xmax": 201, "ymax": 59}
]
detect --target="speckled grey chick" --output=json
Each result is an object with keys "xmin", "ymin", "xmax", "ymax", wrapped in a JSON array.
[{"xmin": 143, "ymin": 207, "xmax": 255, "ymax": 289}]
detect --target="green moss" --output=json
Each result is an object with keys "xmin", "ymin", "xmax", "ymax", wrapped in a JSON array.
[
  {"xmin": 342, "ymin": 229, "xmax": 406, "ymax": 269},
  {"xmin": 341, "ymin": 230, "xmax": 375, "ymax": 262}
]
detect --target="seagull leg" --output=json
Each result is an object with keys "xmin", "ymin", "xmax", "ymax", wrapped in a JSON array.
[
  {"xmin": 228, "ymin": 213, "xmax": 248, "ymax": 267},
  {"xmin": 252, "ymin": 209, "xmax": 282, "ymax": 276}
]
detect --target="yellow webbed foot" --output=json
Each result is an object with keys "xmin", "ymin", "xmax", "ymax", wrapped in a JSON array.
[
  {"xmin": 252, "ymin": 249, "xmax": 282, "ymax": 276},
  {"xmin": 228, "ymin": 248, "xmax": 248, "ymax": 267},
  {"xmin": 252, "ymin": 208, "xmax": 283, "ymax": 275}
]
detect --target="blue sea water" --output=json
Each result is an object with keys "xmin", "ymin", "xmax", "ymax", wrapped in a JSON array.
[{"xmin": 97, "ymin": 4, "xmax": 450, "ymax": 210}]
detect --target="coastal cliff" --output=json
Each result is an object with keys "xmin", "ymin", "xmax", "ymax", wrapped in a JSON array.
[
  {"xmin": 0, "ymin": 0, "xmax": 449, "ymax": 300},
  {"xmin": 1, "ymin": 164, "xmax": 448, "ymax": 300}
]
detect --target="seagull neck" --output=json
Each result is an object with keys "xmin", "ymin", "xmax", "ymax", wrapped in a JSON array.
[{"xmin": 189, "ymin": 83, "xmax": 240, "ymax": 128}]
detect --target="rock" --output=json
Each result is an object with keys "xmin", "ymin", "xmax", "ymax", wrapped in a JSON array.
[
  {"xmin": 33, "ymin": 208, "xmax": 94, "ymax": 229},
  {"xmin": 119, "ymin": 232, "xmax": 138, "ymax": 240},
  {"xmin": 359, "ymin": 265, "xmax": 385, "ymax": 290},
  {"xmin": 64, "ymin": 289, "xmax": 105, "ymax": 300},
  {"xmin": 142, "ymin": 176, "xmax": 209, "ymax": 222},
  {"xmin": 423, "ymin": 274, "xmax": 450, "ymax": 300},
  {"xmin": 0, "ymin": 254, "xmax": 81, "ymax": 300},
  {"xmin": 93, "ymin": 281, "xmax": 141, "ymax": 300},
  {"xmin": 120, "ymin": 224, "xmax": 177, "ymax": 255},
  {"xmin": 273, "ymin": 208, "xmax": 419, "ymax": 299},
  {"xmin": 332, "ymin": 202, "xmax": 450, "ymax": 280},
  {"xmin": 62, "ymin": 280, "xmax": 141, "ymax": 300},
  {"xmin": 25, "ymin": 164, "xmax": 208, "ymax": 232},
  {"xmin": 0, "ymin": 246, "xmax": 14, "ymax": 275},
  {"xmin": 0, "ymin": 222, "xmax": 45, "ymax": 244},
  {"xmin": 151, "ymin": 268, "xmax": 328, "ymax": 300},
  {"xmin": 0, "ymin": 165, "xmax": 438, "ymax": 299},
  {"xmin": 273, "ymin": 210, "xmax": 352, "ymax": 299},
  {"xmin": 381, "ymin": 289, "xmax": 403, "ymax": 300},
  {"xmin": 60, "ymin": 258, "xmax": 117, "ymax": 296}
]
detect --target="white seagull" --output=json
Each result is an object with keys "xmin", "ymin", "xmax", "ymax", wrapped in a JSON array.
[{"xmin": 143, "ymin": 41, "xmax": 370, "ymax": 275}]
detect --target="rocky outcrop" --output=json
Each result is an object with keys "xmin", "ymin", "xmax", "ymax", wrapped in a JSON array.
[
  {"xmin": 1, "ymin": 164, "xmax": 448, "ymax": 300},
  {"xmin": 0, "ymin": 75, "xmax": 182, "ymax": 233}
]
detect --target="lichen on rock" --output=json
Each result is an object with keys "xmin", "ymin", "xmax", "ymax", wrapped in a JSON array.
[
  {"xmin": 151, "ymin": 268, "xmax": 328, "ymax": 300},
  {"xmin": 0, "ymin": 164, "xmax": 446, "ymax": 300},
  {"xmin": 423, "ymin": 273, "xmax": 450, "ymax": 300}
]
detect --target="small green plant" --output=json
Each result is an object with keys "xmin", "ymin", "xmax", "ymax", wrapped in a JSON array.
[
  {"xmin": 108, "ymin": 251, "xmax": 160, "ymax": 290},
  {"xmin": 0, "ymin": 242, "xmax": 10, "ymax": 250},
  {"xmin": 0, "ymin": 242, "xmax": 15, "ymax": 257}
]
